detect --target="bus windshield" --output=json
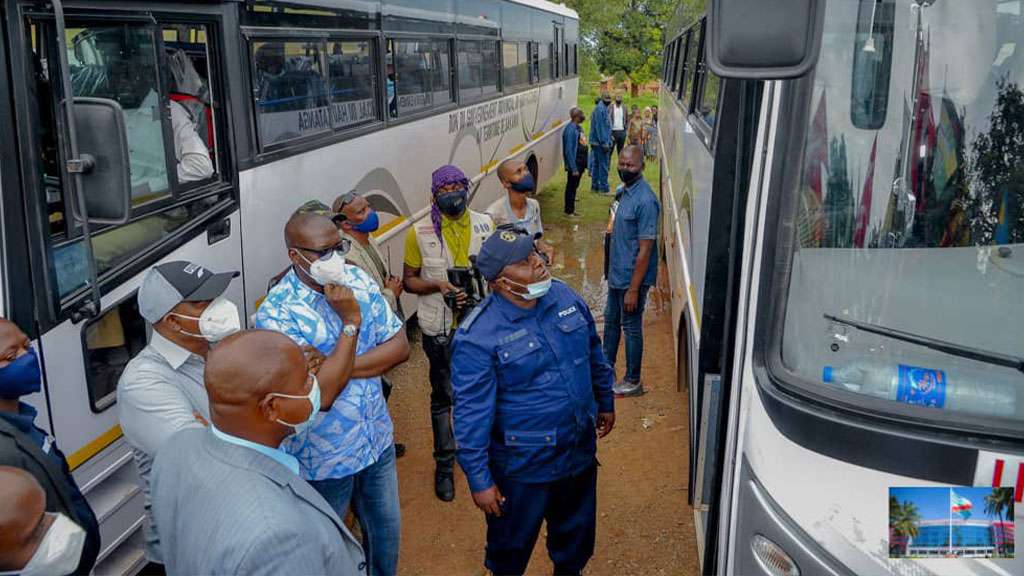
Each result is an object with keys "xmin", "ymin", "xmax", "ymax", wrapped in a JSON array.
[{"xmin": 780, "ymin": 0, "xmax": 1024, "ymax": 428}]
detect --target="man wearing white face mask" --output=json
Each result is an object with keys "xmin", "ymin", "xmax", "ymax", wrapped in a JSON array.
[
  {"xmin": 0, "ymin": 467, "xmax": 87, "ymax": 576},
  {"xmin": 255, "ymin": 212, "xmax": 409, "ymax": 576},
  {"xmin": 150, "ymin": 330, "xmax": 365, "ymax": 575},
  {"xmin": 449, "ymin": 228, "xmax": 616, "ymax": 576},
  {"xmin": 116, "ymin": 260, "xmax": 241, "ymax": 569}
]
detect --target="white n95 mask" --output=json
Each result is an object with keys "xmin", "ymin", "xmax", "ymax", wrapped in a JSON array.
[
  {"xmin": 300, "ymin": 250, "xmax": 350, "ymax": 287},
  {"xmin": 171, "ymin": 296, "xmax": 241, "ymax": 342},
  {"xmin": 0, "ymin": 513, "xmax": 87, "ymax": 576}
]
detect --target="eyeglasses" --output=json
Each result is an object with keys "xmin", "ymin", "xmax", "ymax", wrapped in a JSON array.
[{"xmin": 292, "ymin": 238, "xmax": 351, "ymax": 260}]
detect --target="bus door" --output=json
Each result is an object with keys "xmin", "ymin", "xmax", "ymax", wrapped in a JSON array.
[{"xmin": 7, "ymin": 2, "xmax": 241, "ymax": 570}]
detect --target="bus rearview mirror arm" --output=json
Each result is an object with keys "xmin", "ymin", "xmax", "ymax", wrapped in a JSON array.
[{"xmin": 52, "ymin": 0, "xmax": 132, "ymax": 322}]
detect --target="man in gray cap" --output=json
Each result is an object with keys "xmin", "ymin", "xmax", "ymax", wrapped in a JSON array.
[
  {"xmin": 116, "ymin": 260, "xmax": 240, "ymax": 569},
  {"xmin": 450, "ymin": 226, "xmax": 615, "ymax": 576}
]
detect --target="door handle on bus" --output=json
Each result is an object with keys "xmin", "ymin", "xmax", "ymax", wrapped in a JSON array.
[{"xmin": 207, "ymin": 218, "xmax": 231, "ymax": 245}]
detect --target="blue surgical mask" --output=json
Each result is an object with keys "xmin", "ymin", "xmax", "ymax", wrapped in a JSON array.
[
  {"xmin": 510, "ymin": 173, "xmax": 535, "ymax": 194},
  {"xmin": 352, "ymin": 210, "xmax": 380, "ymax": 233},
  {"xmin": 503, "ymin": 276, "xmax": 552, "ymax": 301},
  {"xmin": 0, "ymin": 348, "xmax": 42, "ymax": 399},
  {"xmin": 270, "ymin": 375, "xmax": 321, "ymax": 435}
]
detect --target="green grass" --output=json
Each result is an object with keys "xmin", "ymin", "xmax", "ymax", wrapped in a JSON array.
[{"xmin": 538, "ymin": 89, "xmax": 660, "ymax": 227}]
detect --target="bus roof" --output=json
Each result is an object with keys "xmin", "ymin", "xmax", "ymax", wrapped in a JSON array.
[{"xmin": 250, "ymin": 0, "xmax": 578, "ymax": 20}]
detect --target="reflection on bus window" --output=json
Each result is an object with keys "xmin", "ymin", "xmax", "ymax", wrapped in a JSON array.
[
  {"xmin": 327, "ymin": 40, "xmax": 379, "ymax": 129},
  {"xmin": 682, "ymin": 29, "xmax": 700, "ymax": 105},
  {"xmin": 851, "ymin": 0, "xmax": 895, "ymax": 129},
  {"xmin": 253, "ymin": 39, "xmax": 329, "ymax": 146},
  {"xmin": 391, "ymin": 38, "xmax": 453, "ymax": 117},
  {"xmin": 458, "ymin": 39, "xmax": 500, "ymax": 102},
  {"xmin": 700, "ymin": 71, "xmax": 720, "ymax": 128},
  {"xmin": 785, "ymin": 0, "xmax": 1023, "ymax": 425}
]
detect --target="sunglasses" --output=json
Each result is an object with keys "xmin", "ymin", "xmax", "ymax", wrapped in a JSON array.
[{"xmin": 293, "ymin": 238, "xmax": 351, "ymax": 260}]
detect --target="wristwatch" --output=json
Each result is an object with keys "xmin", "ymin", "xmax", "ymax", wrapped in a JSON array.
[{"xmin": 342, "ymin": 324, "xmax": 359, "ymax": 337}]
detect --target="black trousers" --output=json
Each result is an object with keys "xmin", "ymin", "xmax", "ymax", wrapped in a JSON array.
[
  {"xmin": 422, "ymin": 334, "xmax": 456, "ymax": 471},
  {"xmin": 612, "ymin": 130, "xmax": 626, "ymax": 156},
  {"xmin": 485, "ymin": 464, "xmax": 598, "ymax": 576},
  {"xmin": 564, "ymin": 170, "xmax": 582, "ymax": 214}
]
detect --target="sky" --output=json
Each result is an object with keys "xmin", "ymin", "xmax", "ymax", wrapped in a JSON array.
[{"xmin": 890, "ymin": 486, "xmax": 1011, "ymax": 522}]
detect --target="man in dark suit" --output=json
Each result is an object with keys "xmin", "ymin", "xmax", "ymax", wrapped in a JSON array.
[
  {"xmin": 0, "ymin": 318, "xmax": 100, "ymax": 575},
  {"xmin": 150, "ymin": 329, "xmax": 365, "ymax": 575}
]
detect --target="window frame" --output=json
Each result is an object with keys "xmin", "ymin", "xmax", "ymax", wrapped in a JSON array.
[
  {"xmin": 680, "ymin": 21, "xmax": 703, "ymax": 109},
  {"xmin": 244, "ymin": 27, "xmax": 385, "ymax": 155},
  {"xmin": 10, "ymin": 6, "xmax": 239, "ymax": 325}
]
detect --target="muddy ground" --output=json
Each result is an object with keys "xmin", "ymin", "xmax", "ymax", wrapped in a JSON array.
[{"xmin": 384, "ymin": 203, "xmax": 701, "ymax": 575}]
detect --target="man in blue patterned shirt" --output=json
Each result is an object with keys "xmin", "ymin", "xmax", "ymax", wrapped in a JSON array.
[{"xmin": 255, "ymin": 212, "xmax": 409, "ymax": 576}]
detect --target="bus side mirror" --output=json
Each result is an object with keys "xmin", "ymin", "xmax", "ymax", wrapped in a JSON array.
[
  {"xmin": 706, "ymin": 0, "xmax": 824, "ymax": 79},
  {"xmin": 64, "ymin": 97, "xmax": 131, "ymax": 225}
]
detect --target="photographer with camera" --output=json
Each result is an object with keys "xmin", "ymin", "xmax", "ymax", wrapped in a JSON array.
[{"xmin": 403, "ymin": 165, "xmax": 494, "ymax": 502}]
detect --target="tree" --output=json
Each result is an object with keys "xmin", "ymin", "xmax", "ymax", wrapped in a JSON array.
[
  {"xmin": 566, "ymin": 0, "xmax": 686, "ymax": 96},
  {"xmin": 889, "ymin": 500, "xmax": 921, "ymax": 558},
  {"xmin": 967, "ymin": 76, "xmax": 1024, "ymax": 245},
  {"xmin": 984, "ymin": 488, "xmax": 1014, "ymax": 557}
]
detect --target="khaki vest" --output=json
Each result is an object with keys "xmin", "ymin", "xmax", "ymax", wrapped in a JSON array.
[{"xmin": 414, "ymin": 210, "xmax": 493, "ymax": 336}]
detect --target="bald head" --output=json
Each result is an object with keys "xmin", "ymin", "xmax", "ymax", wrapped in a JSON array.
[
  {"xmin": 0, "ymin": 467, "xmax": 47, "ymax": 571},
  {"xmin": 206, "ymin": 330, "xmax": 305, "ymax": 406},
  {"xmin": 284, "ymin": 212, "xmax": 337, "ymax": 249},
  {"xmin": 570, "ymin": 107, "xmax": 584, "ymax": 123}
]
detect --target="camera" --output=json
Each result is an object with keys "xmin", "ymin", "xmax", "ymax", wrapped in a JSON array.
[{"xmin": 443, "ymin": 257, "xmax": 485, "ymax": 325}]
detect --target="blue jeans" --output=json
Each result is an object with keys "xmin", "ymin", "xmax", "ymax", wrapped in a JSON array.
[
  {"xmin": 590, "ymin": 146, "xmax": 611, "ymax": 192},
  {"xmin": 603, "ymin": 285, "xmax": 651, "ymax": 384},
  {"xmin": 309, "ymin": 445, "xmax": 401, "ymax": 576}
]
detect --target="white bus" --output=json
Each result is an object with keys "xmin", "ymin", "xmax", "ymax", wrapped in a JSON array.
[
  {"xmin": 0, "ymin": 0, "xmax": 577, "ymax": 572},
  {"xmin": 659, "ymin": 1, "xmax": 1022, "ymax": 574}
]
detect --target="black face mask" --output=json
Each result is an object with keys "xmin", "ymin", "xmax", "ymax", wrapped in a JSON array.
[
  {"xmin": 618, "ymin": 168, "xmax": 642, "ymax": 186},
  {"xmin": 436, "ymin": 189, "xmax": 468, "ymax": 218},
  {"xmin": 602, "ymin": 98, "xmax": 611, "ymax": 105}
]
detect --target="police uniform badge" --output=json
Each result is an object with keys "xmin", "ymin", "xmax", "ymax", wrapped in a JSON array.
[{"xmin": 500, "ymin": 230, "xmax": 518, "ymax": 242}]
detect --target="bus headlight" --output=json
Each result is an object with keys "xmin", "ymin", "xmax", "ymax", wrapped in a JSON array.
[{"xmin": 751, "ymin": 534, "xmax": 800, "ymax": 576}]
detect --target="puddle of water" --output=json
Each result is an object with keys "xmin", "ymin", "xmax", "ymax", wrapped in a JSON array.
[{"xmin": 544, "ymin": 218, "xmax": 673, "ymax": 327}]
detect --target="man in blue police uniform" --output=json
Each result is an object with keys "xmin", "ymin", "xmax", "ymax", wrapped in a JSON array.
[{"xmin": 450, "ymin": 227, "xmax": 616, "ymax": 576}]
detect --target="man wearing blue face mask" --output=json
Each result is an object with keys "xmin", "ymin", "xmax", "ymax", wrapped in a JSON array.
[
  {"xmin": 333, "ymin": 190, "xmax": 407, "ymax": 458},
  {"xmin": 450, "ymin": 228, "xmax": 616, "ymax": 576},
  {"xmin": 150, "ymin": 330, "xmax": 365, "ymax": 575},
  {"xmin": 0, "ymin": 321, "xmax": 100, "ymax": 575},
  {"xmin": 116, "ymin": 260, "xmax": 242, "ymax": 570}
]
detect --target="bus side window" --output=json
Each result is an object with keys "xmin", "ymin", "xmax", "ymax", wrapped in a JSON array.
[
  {"xmin": 390, "ymin": 38, "xmax": 454, "ymax": 117},
  {"xmin": 83, "ymin": 296, "xmax": 148, "ymax": 412},
  {"xmin": 25, "ymin": 19, "xmax": 228, "ymax": 303}
]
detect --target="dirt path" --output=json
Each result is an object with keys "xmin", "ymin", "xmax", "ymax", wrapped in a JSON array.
[{"xmin": 385, "ymin": 216, "xmax": 700, "ymax": 576}]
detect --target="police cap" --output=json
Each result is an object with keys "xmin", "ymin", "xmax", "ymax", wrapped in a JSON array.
[{"xmin": 476, "ymin": 225, "xmax": 541, "ymax": 281}]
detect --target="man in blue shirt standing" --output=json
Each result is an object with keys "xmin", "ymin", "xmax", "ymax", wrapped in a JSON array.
[
  {"xmin": 255, "ymin": 212, "xmax": 410, "ymax": 576},
  {"xmin": 562, "ymin": 107, "xmax": 586, "ymax": 216},
  {"xmin": 451, "ymin": 228, "xmax": 616, "ymax": 576},
  {"xmin": 589, "ymin": 93, "xmax": 613, "ymax": 194},
  {"xmin": 605, "ymin": 145, "xmax": 660, "ymax": 398}
]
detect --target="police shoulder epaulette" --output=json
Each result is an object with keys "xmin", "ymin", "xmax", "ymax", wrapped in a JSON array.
[{"xmin": 459, "ymin": 297, "xmax": 490, "ymax": 331}]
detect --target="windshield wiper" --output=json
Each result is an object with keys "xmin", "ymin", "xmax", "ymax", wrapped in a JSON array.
[{"xmin": 823, "ymin": 314, "xmax": 1024, "ymax": 375}]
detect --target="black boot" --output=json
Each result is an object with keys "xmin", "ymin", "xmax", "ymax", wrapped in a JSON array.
[
  {"xmin": 435, "ymin": 467, "xmax": 454, "ymax": 502},
  {"xmin": 394, "ymin": 443, "xmax": 406, "ymax": 458}
]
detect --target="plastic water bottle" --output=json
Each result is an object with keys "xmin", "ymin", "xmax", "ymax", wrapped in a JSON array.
[{"xmin": 822, "ymin": 362, "xmax": 1016, "ymax": 418}]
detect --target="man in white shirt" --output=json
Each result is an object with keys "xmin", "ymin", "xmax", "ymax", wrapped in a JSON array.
[
  {"xmin": 123, "ymin": 89, "xmax": 214, "ymax": 200},
  {"xmin": 487, "ymin": 159, "xmax": 553, "ymax": 260},
  {"xmin": 611, "ymin": 94, "xmax": 627, "ymax": 157}
]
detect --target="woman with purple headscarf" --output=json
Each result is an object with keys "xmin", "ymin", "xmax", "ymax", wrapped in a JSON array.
[{"xmin": 401, "ymin": 164, "xmax": 494, "ymax": 502}]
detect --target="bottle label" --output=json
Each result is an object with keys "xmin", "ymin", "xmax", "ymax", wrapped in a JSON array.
[{"xmin": 896, "ymin": 365, "xmax": 947, "ymax": 408}]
